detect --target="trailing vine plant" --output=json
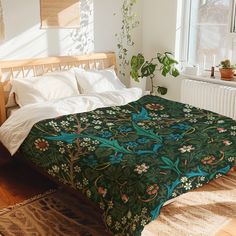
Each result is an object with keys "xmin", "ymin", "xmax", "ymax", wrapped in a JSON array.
[{"xmin": 116, "ymin": 0, "xmax": 139, "ymax": 78}]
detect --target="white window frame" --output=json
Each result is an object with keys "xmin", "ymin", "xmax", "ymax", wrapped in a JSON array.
[
  {"xmin": 177, "ymin": 0, "xmax": 236, "ymax": 69},
  {"xmin": 230, "ymin": 0, "xmax": 236, "ymax": 33},
  {"xmin": 175, "ymin": 0, "xmax": 191, "ymax": 65}
]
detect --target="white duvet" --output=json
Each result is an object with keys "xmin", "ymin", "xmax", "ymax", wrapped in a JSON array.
[{"xmin": 0, "ymin": 88, "xmax": 143, "ymax": 155}]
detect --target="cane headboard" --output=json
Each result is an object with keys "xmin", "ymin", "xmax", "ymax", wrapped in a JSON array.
[{"xmin": 0, "ymin": 52, "xmax": 117, "ymax": 125}]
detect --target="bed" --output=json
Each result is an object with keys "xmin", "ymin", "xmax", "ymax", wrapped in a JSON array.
[{"xmin": 0, "ymin": 53, "xmax": 235, "ymax": 236}]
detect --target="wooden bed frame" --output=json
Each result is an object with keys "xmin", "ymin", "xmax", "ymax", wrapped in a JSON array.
[
  {"xmin": 0, "ymin": 52, "xmax": 117, "ymax": 225},
  {"xmin": 0, "ymin": 52, "xmax": 117, "ymax": 125}
]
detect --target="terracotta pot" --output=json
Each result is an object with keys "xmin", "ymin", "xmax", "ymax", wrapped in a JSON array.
[{"xmin": 220, "ymin": 68, "xmax": 234, "ymax": 81}]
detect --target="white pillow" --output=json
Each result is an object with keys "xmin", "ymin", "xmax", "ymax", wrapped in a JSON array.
[
  {"xmin": 5, "ymin": 90, "xmax": 16, "ymax": 108},
  {"xmin": 12, "ymin": 71, "xmax": 79, "ymax": 107},
  {"xmin": 73, "ymin": 67, "xmax": 126, "ymax": 94}
]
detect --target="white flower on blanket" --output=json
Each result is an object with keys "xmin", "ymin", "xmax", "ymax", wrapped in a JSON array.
[
  {"xmin": 52, "ymin": 165, "xmax": 60, "ymax": 173},
  {"xmin": 231, "ymin": 126, "xmax": 236, "ymax": 130},
  {"xmin": 228, "ymin": 157, "xmax": 235, "ymax": 162},
  {"xmin": 134, "ymin": 163, "xmax": 149, "ymax": 174},
  {"xmin": 48, "ymin": 121, "xmax": 57, "ymax": 127},
  {"xmin": 180, "ymin": 176, "xmax": 188, "ymax": 183},
  {"xmin": 184, "ymin": 182, "xmax": 192, "ymax": 190},
  {"xmin": 178, "ymin": 145, "xmax": 195, "ymax": 153},
  {"xmin": 230, "ymin": 131, "xmax": 236, "ymax": 136},
  {"xmin": 80, "ymin": 117, "xmax": 88, "ymax": 122},
  {"xmin": 106, "ymin": 110, "xmax": 116, "ymax": 115}
]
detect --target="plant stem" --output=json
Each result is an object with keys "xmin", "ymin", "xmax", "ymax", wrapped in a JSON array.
[{"xmin": 150, "ymin": 77, "xmax": 154, "ymax": 94}]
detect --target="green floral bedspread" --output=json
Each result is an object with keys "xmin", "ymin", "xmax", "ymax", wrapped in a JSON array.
[{"xmin": 21, "ymin": 95, "xmax": 236, "ymax": 236}]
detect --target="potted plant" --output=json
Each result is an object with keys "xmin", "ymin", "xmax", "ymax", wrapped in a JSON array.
[
  {"xmin": 130, "ymin": 52, "xmax": 179, "ymax": 95},
  {"xmin": 219, "ymin": 59, "xmax": 235, "ymax": 81}
]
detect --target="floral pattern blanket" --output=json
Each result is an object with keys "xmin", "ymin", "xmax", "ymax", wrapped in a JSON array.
[{"xmin": 21, "ymin": 95, "xmax": 236, "ymax": 236}]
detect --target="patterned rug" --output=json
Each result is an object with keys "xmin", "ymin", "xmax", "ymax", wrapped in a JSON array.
[
  {"xmin": 0, "ymin": 171, "xmax": 236, "ymax": 236},
  {"xmin": 0, "ymin": 189, "xmax": 110, "ymax": 236}
]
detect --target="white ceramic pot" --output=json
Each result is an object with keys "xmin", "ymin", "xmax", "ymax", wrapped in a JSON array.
[{"xmin": 130, "ymin": 77, "xmax": 147, "ymax": 92}]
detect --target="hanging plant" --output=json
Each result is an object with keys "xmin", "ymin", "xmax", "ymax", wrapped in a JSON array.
[{"xmin": 116, "ymin": 0, "xmax": 139, "ymax": 78}]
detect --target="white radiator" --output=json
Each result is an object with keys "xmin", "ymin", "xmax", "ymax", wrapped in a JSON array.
[{"xmin": 181, "ymin": 79, "xmax": 236, "ymax": 120}]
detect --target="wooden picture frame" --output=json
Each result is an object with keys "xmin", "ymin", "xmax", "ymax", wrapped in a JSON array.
[{"xmin": 40, "ymin": 0, "xmax": 80, "ymax": 28}]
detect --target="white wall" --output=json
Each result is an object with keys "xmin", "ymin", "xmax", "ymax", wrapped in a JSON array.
[
  {"xmin": 93, "ymin": 0, "xmax": 143, "ymax": 85},
  {"xmin": 0, "ymin": 0, "xmax": 95, "ymax": 59},
  {"xmin": 0, "ymin": 0, "xmax": 142, "ymax": 85},
  {"xmin": 142, "ymin": 0, "xmax": 182, "ymax": 102},
  {"xmin": 0, "ymin": 0, "xmax": 181, "ymax": 94}
]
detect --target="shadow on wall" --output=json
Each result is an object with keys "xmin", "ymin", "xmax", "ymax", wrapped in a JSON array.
[
  {"xmin": 67, "ymin": 0, "xmax": 94, "ymax": 55},
  {"xmin": 0, "ymin": 0, "xmax": 95, "ymax": 59}
]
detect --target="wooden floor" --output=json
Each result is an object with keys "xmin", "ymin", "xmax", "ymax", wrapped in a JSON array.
[
  {"xmin": 0, "ymin": 145, "xmax": 55, "ymax": 208},
  {"xmin": 0, "ymin": 145, "xmax": 236, "ymax": 236}
]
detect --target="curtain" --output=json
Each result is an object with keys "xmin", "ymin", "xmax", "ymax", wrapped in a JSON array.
[{"xmin": 0, "ymin": 0, "xmax": 5, "ymax": 42}]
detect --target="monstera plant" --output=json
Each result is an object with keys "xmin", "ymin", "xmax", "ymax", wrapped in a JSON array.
[{"xmin": 130, "ymin": 52, "xmax": 180, "ymax": 95}]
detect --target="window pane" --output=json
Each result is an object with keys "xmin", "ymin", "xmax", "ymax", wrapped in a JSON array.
[{"xmin": 188, "ymin": 0, "xmax": 231, "ymax": 70}]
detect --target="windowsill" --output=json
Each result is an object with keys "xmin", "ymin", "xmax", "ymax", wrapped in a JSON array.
[{"xmin": 182, "ymin": 73, "xmax": 236, "ymax": 88}]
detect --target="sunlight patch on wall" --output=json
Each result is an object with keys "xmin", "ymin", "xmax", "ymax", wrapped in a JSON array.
[
  {"xmin": 40, "ymin": 0, "xmax": 80, "ymax": 28},
  {"xmin": 0, "ymin": 0, "xmax": 95, "ymax": 59},
  {"xmin": 0, "ymin": 24, "xmax": 49, "ymax": 59}
]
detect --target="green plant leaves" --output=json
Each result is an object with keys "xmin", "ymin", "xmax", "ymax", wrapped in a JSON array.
[
  {"xmin": 157, "ymin": 52, "xmax": 179, "ymax": 78},
  {"xmin": 160, "ymin": 156, "xmax": 182, "ymax": 176},
  {"xmin": 141, "ymin": 62, "xmax": 157, "ymax": 77},
  {"xmin": 130, "ymin": 52, "xmax": 179, "ymax": 94},
  {"xmin": 157, "ymin": 86, "xmax": 168, "ymax": 95},
  {"xmin": 131, "ymin": 53, "xmax": 145, "ymax": 70},
  {"xmin": 132, "ymin": 122, "xmax": 163, "ymax": 142},
  {"xmin": 130, "ymin": 70, "xmax": 140, "ymax": 82},
  {"xmin": 130, "ymin": 53, "xmax": 145, "ymax": 80},
  {"xmin": 116, "ymin": 0, "xmax": 140, "ymax": 78},
  {"xmin": 171, "ymin": 67, "xmax": 180, "ymax": 77}
]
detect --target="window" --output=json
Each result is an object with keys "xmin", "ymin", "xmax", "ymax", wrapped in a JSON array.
[{"xmin": 180, "ymin": 0, "xmax": 235, "ymax": 70}]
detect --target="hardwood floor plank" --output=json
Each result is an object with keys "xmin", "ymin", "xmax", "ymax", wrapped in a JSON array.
[
  {"xmin": 218, "ymin": 219, "xmax": 236, "ymax": 236},
  {"xmin": 0, "ymin": 145, "xmax": 55, "ymax": 207},
  {"xmin": 216, "ymin": 230, "xmax": 235, "ymax": 236}
]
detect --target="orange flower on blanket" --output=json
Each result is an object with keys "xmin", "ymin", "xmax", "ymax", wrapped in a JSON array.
[
  {"xmin": 145, "ymin": 103, "xmax": 164, "ymax": 111},
  {"xmin": 121, "ymin": 194, "xmax": 129, "ymax": 203},
  {"xmin": 223, "ymin": 140, "xmax": 232, "ymax": 146},
  {"xmin": 34, "ymin": 139, "xmax": 49, "ymax": 151},
  {"xmin": 146, "ymin": 184, "xmax": 159, "ymax": 195},
  {"xmin": 201, "ymin": 155, "xmax": 216, "ymax": 165},
  {"xmin": 98, "ymin": 187, "xmax": 107, "ymax": 198},
  {"xmin": 217, "ymin": 128, "xmax": 227, "ymax": 133}
]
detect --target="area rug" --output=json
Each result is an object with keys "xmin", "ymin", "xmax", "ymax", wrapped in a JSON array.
[
  {"xmin": 143, "ymin": 170, "xmax": 236, "ymax": 236},
  {"xmin": 0, "ymin": 171, "xmax": 236, "ymax": 236},
  {"xmin": 0, "ymin": 189, "xmax": 110, "ymax": 236}
]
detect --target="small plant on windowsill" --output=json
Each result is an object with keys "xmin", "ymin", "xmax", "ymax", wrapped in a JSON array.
[
  {"xmin": 130, "ymin": 52, "xmax": 180, "ymax": 95},
  {"xmin": 219, "ymin": 59, "xmax": 236, "ymax": 81}
]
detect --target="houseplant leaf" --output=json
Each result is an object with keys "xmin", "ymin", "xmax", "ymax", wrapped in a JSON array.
[{"xmin": 141, "ymin": 62, "xmax": 157, "ymax": 77}]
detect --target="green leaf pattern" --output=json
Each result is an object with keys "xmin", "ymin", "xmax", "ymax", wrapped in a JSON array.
[{"xmin": 21, "ymin": 95, "xmax": 236, "ymax": 236}]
